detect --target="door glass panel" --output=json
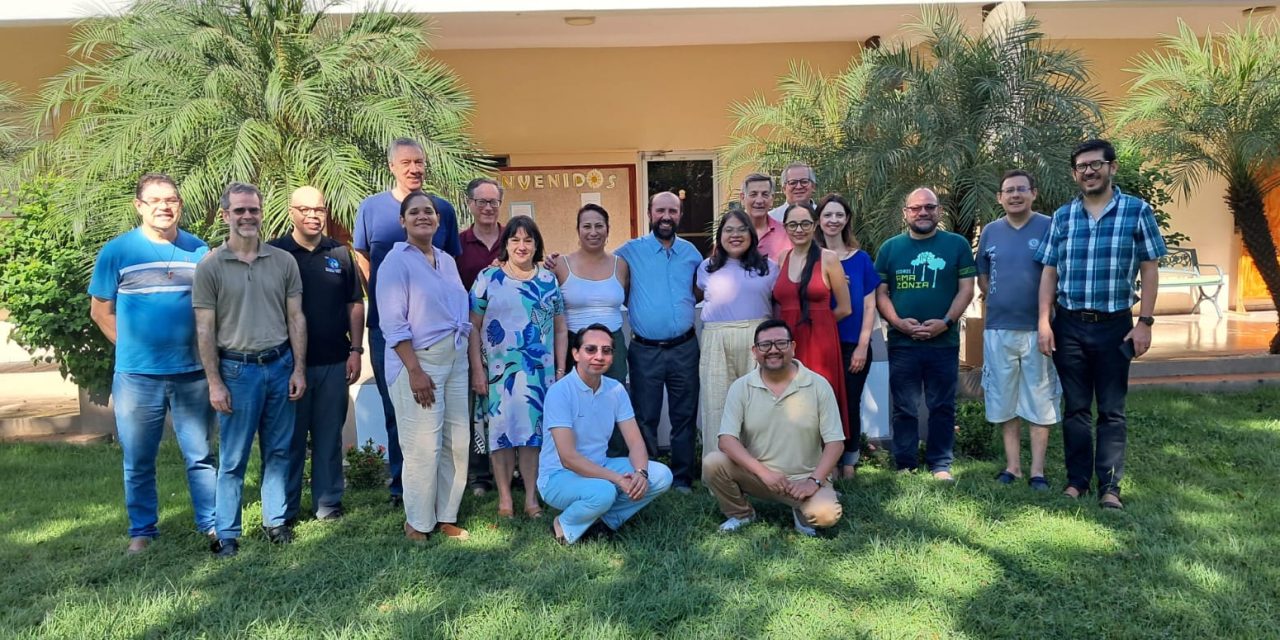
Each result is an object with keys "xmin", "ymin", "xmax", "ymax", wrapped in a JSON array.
[{"xmin": 646, "ymin": 159, "xmax": 715, "ymax": 257}]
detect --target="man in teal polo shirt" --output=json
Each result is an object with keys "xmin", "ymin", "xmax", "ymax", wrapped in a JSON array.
[{"xmin": 875, "ymin": 187, "xmax": 976, "ymax": 480}]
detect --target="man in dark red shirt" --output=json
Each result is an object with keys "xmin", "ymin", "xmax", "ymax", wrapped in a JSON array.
[{"xmin": 458, "ymin": 177, "xmax": 505, "ymax": 495}]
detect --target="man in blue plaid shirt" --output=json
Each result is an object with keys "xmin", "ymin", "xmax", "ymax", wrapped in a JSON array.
[{"xmin": 1034, "ymin": 139, "xmax": 1167, "ymax": 510}]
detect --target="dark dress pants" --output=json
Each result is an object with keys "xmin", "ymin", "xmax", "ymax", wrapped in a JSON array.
[
  {"xmin": 368, "ymin": 328, "xmax": 403, "ymax": 498},
  {"xmin": 888, "ymin": 345, "xmax": 959, "ymax": 473},
  {"xmin": 1051, "ymin": 311, "xmax": 1132, "ymax": 497},
  {"xmin": 626, "ymin": 338, "xmax": 699, "ymax": 487},
  {"xmin": 285, "ymin": 362, "xmax": 347, "ymax": 520}
]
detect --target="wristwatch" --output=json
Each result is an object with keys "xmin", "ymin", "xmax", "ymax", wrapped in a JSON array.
[
  {"xmin": 1138, "ymin": 316, "xmax": 1155, "ymax": 326},
  {"xmin": 944, "ymin": 317, "xmax": 956, "ymax": 329},
  {"xmin": 349, "ymin": 346, "xmax": 365, "ymax": 354},
  {"xmin": 635, "ymin": 468, "xmax": 650, "ymax": 479},
  {"xmin": 807, "ymin": 477, "xmax": 821, "ymax": 487}
]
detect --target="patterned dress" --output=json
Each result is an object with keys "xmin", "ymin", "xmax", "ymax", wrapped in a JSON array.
[{"xmin": 470, "ymin": 265, "xmax": 564, "ymax": 451}]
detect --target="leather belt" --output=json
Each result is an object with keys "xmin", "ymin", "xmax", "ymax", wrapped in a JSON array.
[
  {"xmin": 219, "ymin": 342, "xmax": 291, "ymax": 365},
  {"xmin": 1057, "ymin": 306, "xmax": 1129, "ymax": 323},
  {"xmin": 631, "ymin": 328, "xmax": 697, "ymax": 349}
]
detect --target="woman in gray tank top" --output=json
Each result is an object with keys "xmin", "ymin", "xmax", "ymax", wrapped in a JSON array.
[{"xmin": 553, "ymin": 204, "xmax": 630, "ymax": 383}]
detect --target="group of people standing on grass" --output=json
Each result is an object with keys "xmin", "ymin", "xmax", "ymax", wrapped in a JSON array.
[{"xmin": 91, "ymin": 136, "xmax": 1165, "ymax": 555}]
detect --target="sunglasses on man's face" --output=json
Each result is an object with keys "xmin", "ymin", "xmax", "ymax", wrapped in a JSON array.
[{"xmin": 580, "ymin": 345, "xmax": 614, "ymax": 356}]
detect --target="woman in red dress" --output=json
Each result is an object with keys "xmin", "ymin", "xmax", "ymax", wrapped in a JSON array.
[{"xmin": 773, "ymin": 203, "xmax": 853, "ymax": 439}]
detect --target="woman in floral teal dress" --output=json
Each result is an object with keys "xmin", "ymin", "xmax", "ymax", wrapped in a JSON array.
[{"xmin": 469, "ymin": 216, "xmax": 568, "ymax": 519}]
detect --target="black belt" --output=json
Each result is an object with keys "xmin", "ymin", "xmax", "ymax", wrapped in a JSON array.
[
  {"xmin": 219, "ymin": 342, "xmax": 291, "ymax": 364},
  {"xmin": 631, "ymin": 328, "xmax": 696, "ymax": 349},
  {"xmin": 1057, "ymin": 306, "xmax": 1129, "ymax": 323}
]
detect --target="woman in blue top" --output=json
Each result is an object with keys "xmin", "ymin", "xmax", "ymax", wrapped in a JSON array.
[
  {"xmin": 377, "ymin": 191, "xmax": 473, "ymax": 541},
  {"xmin": 816, "ymin": 194, "xmax": 881, "ymax": 479},
  {"xmin": 469, "ymin": 216, "xmax": 568, "ymax": 520}
]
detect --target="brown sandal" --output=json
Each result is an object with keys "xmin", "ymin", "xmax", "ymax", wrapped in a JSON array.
[
  {"xmin": 1099, "ymin": 493, "xmax": 1125, "ymax": 510},
  {"xmin": 404, "ymin": 522, "xmax": 429, "ymax": 541},
  {"xmin": 524, "ymin": 505, "xmax": 544, "ymax": 519}
]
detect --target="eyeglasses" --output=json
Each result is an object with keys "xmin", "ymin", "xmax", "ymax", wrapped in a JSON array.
[
  {"xmin": 784, "ymin": 220, "xmax": 815, "ymax": 231},
  {"xmin": 721, "ymin": 225, "xmax": 750, "ymax": 236},
  {"xmin": 1000, "ymin": 186, "xmax": 1032, "ymax": 195},
  {"xmin": 754, "ymin": 339, "xmax": 792, "ymax": 352},
  {"xmin": 142, "ymin": 198, "xmax": 181, "ymax": 207},
  {"xmin": 580, "ymin": 345, "xmax": 614, "ymax": 355},
  {"xmin": 229, "ymin": 207, "xmax": 262, "ymax": 215},
  {"xmin": 291, "ymin": 206, "xmax": 329, "ymax": 217},
  {"xmin": 469, "ymin": 198, "xmax": 502, "ymax": 209},
  {"xmin": 1073, "ymin": 159, "xmax": 1110, "ymax": 173},
  {"xmin": 784, "ymin": 179, "xmax": 813, "ymax": 188},
  {"xmin": 904, "ymin": 204, "xmax": 940, "ymax": 214}
]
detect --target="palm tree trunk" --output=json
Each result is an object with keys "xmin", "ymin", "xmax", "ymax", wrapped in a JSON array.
[{"xmin": 1227, "ymin": 179, "xmax": 1280, "ymax": 354}]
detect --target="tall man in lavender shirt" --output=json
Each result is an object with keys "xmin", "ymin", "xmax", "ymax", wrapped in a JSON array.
[{"xmin": 354, "ymin": 138, "xmax": 462, "ymax": 507}]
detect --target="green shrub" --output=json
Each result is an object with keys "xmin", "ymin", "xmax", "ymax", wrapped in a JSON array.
[
  {"xmin": 345, "ymin": 439, "xmax": 387, "ymax": 490},
  {"xmin": 953, "ymin": 400, "xmax": 996, "ymax": 459},
  {"xmin": 0, "ymin": 181, "xmax": 113, "ymax": 400}
]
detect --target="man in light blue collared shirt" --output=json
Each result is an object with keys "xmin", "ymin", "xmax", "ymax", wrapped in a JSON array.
[
  {"xmin": 540, "ymin": 325, "xmax": 673, "ymax": 544},
  {"xmin": 614, "ymin": 191, "xmax": 702, "ymax": 492}
]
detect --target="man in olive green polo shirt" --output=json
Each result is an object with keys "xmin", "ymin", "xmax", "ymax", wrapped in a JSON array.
[
  {"xmin": 702, "ymin": 319, "xmax": 845, "ymax": 537},
  {"xmin": 194, "ymin": 181, "xmax": 307, "ymax": 558}
]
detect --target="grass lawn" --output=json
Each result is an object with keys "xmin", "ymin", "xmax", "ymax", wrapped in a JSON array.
[{"xmin": 2, "ymin": 388, "xmax": 1279, "ymax": 639}]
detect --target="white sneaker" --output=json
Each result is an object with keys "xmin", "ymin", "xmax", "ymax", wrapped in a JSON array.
[
  {"xmin": 718, "ymin": 515, "xmax": 754, "ymax": 533},
  {"xmin": 792, "ymin": 509, "xmax": 817, "ymax": 537}
]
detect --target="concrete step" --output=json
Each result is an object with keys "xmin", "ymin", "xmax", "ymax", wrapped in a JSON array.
[
  {"xmin": 0, "ymin": 431, "xmax": 113, "ymax": 445},
  {"xmin": 1129, "ymin": 371, "xmax": 1280, "ymax": 393},
  {"xmin": 1130, "ymin": 354, "xmax": 1280, "ymax": 377}
]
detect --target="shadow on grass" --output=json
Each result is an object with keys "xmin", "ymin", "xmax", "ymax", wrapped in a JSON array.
[{"xmin": 1, "ymin": 388, "xmax": 1277, "ymax": 638}]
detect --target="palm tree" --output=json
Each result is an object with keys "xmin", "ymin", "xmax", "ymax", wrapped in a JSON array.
[
  {"xmin": 1117, "ymin": 18, "xmax": 1280, "ymax": 353},
  {"xmin": 0, "ymin": 82, "xmax": 28, "ymax": 185},
  {"xmin": 724, "ymin": 6, "xmax": 1104, "ymax": 252},
  {"xmin": 27, "ymin": 0, "xmax": 487, "ymax": 240}
]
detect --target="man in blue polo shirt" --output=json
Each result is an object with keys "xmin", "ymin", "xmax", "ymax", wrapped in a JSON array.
[
  {"xmin": 539, "ymin": 324, "xmax": 673, "ymax": 544},
  {"xmin": 353, "ymin": 137, "xmax": 462, "ymax": 507},
  {"xmin": 1036, "ymin": 139, "xmax": 1166, "ymax": 510},
  {"xmin": 89, "ymin": 172, "xmax": 217, "ymax": 555},
  {"xmin": 615, "ymin": 191, "xmax": 702, "ymax": 493}
]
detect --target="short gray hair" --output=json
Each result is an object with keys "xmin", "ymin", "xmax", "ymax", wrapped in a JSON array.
[
  {"xmin": 782, "ymin": 162, "xmax": 816, "ymax": 184},
  {"xmin": 742, "ymin": 172, "xmax": 773, "ymax": 193},
  {"xmin": 219, "ymin": 181, "xmax": 262, "ymax": 210},
  {"xmin": 466, "ymin": 177, "xmax": 504, "ymax": 199},
  {"xmin": 386, "ymin": 137, "xmax": 424, "ymax": 163}
]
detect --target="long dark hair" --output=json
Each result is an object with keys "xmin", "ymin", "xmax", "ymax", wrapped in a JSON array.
[
  {"xmin": 784, "ymin": 203, "xmax": 823, "ymax": 326},
  {"xmin": 815, "ymin": 193, "xmax": 860, "ymax": 250},
  {"xmin": 707, "ymin": 209, "xmax": 770, "ymax": 276},
  {"xmin": 497, "ymin": 215, "xmax": 545, "ymax": 264}
]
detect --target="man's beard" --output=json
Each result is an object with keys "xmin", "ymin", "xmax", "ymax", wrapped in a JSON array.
[
  {"xmin": 651, "ymin": 220, "xmax": 676, "ymax": 240},
  {"xmin": 1083, "ymin": 176, "xmax": 1112, "ymax": 196},
  {"xmin": 909, "ymin": 219, "xmax": 937, "ymax": 234}
]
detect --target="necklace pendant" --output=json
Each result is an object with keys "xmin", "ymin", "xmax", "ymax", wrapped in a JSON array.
[{"xmin": 166, "ymin": 271, "xmax": 173, "ymax": 279}]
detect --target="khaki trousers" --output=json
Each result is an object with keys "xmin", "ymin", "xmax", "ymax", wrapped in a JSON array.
[
  {"xmin": 698, "ymin": 320, "xmax": 764, "ymax": 454},
  {"xmin": 702, "ymin": 451, "xmax": 842, "ymax": 528},
  {"xmin": 390, "ymin": 344, "xmax": 470, "ymax": 533}
]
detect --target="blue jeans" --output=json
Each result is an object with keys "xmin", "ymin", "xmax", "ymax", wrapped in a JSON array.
[
  {"xmin": 369, "ymin": 328, "xmax": 403, "ymax": 497},
  {"xmin": 215, "ymin": 351, "xmax": 296, "ymax": 540},
  {"xmin": 538, "ymin": 458, "xmax": 673, "ymax": 544},
  {"xmin": 889, "ymin": 345, "xmax": 959, "ymax": 472},
  {"xmin": 113, "ymin": 371, "xmax": 217, "ymax": 538}
]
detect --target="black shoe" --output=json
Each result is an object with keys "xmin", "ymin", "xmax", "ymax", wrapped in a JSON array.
[
  {"xmin": 263, "ymin": 525, "xmax": 294, "ymax": 544},
  {"xmin": 389, "ymin": 495, "xmax": 404, "ymax": 508},
  {"xmin": 211, "ymin": 538, "xmax": 239, "ymax": 558},
  {"xmin": 580, "ymin": 521, "xmax": 617, "ymax": 542},
  {"xmin": 318, "ymin": 505, "xmax": 344, "ymax": 522}
]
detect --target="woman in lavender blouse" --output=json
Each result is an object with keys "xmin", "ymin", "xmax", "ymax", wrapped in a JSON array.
[
  {"xmin": 376, "ymin": 191, "xmax": 473, "ymax": 542},
  {"xmin": 695, "ymin": 209, "xmax": 779, "ymax": 453}
]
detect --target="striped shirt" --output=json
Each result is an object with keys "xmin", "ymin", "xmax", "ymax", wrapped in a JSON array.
[{"xmin": 1034, "ymin": 186, "xmax": 1167, "ymax": 313}]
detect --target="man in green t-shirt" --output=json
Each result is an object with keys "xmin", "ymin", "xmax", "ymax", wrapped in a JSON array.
[{"xmin": 875, "ymin": 188, "xmax": 976, "ymax": 480}]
